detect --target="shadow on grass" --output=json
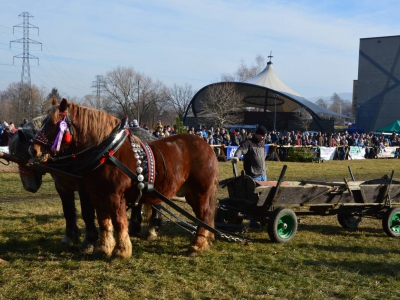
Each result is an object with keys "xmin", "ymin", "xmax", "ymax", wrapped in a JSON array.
[
  {"xmin": 0, "ymin": 235, "xmax": 85, "ymax": 262},
  {"xmin": 298, "ymin": 242, "xmax": 400, "ymax": 256},
  {"xmin": 298, "ymin": 223, "xmax": 384, "ymax": 236},
  {"xmin": 0, "ymin": 222, "xmax": 206, "ymax": 261},
  {"xmin": 302, "ymin": 257, "xmax": 400, "ymax": 277},
  {"xmin": 0, "ymin": 213, "xmax": 66, "ymax": 223}
]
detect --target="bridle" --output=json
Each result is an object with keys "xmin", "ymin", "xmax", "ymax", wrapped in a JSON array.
[{"xmin": 33, "ymin": 110, "xmax": 74, "ymax": 154}]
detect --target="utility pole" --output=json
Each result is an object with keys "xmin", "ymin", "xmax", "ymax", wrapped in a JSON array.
[
  {"xmin": 137, "ymin": 80, "xmax": 140, "ymax": 124},
  {"xmin": 10, "ymin": 12, "xmax": 42, "ymax": 121},
  {"xmin": 91, "ymin": 75, "xmax": 104, "ymax": 109}
]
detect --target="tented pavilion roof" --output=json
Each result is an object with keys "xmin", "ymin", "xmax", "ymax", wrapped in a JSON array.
[{"xmin": 184, "ymin": 58, "xmax": 350, "ymax": 122}]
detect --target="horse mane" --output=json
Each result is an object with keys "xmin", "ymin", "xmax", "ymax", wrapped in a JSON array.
[
  {"xmin": 130, "ymin": 127, "xmax": 157, "ymax": 142},
  {"xmin": 24, "ymin": 116, "xmax": 46, "ymax": 131},
  {"xmin": 53, "ymin": 102, "xmax": 120, "ymax": 146}
]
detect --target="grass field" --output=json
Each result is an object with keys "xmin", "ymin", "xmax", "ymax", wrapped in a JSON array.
[{"xmin": 1, "ymin": 160, "xmax": 400, "ymax": 299}]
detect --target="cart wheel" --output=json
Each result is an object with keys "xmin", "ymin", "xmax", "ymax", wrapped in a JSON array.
[
  {"xmin": 382, "ymin": 207, "xmax": 400, "ymax": 237},
  {"xmin": 337, "ymin": 213, "xmax": 362, "ymax": 229},
  {"xmin": 267, "ymin": 208, "xmax": 297, "ymax": 243},
  {"xmin": 215, "ymin": 207, "xmax": 243, "ymax": 225}
]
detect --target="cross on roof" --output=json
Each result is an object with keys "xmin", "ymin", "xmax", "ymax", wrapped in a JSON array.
[{"xmin": 268, "ymin": 51, "xmax": 273, "ymax": 62}]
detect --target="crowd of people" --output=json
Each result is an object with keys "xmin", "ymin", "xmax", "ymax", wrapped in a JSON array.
[
  {"xmin": 182, "ymin": 124, "xmax": 400, "ymax": 160},
  {"xmin": 2, "ymin": 116, "xmax": 399, "ymax": 160},
  {"xmin": 0, "ymin": 121, "xmax": 17, "ymax": 147},
  {"xmin": 130, "ymin": 119, "xmax": 175, "ymax": 139}
]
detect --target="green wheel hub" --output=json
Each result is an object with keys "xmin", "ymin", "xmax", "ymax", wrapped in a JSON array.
[
  {"xmin": 277, "ymin": 214, "xmax": 296, "ymax": 238},
  {"xmin": 388, "ymin": 212, "xmax": 400, "ymax": 234},
  {"xmin": 382, "ymin": 207, "xmax": 400, "ymax": 237},
  {"xmin": 268, "ymin": 208, "xmax": 298, "ymax": 243}
]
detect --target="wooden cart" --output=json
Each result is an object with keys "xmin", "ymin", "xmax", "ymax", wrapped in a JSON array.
[{"xmin": 216, "ymin": 165, "xmax": 400, "ymax": 242}]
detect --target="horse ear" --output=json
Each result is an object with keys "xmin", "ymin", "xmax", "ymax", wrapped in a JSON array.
[
  {"xmin": 52, "ymin": 98, "xmax": 58, "ymax": 105},
  {"xmin": 59, "ymin": 98, "xmax": 69, "ymax": 113},
  {"xmin": 18, "ymin": 129, "xmax": 28, "ymax": 144}
]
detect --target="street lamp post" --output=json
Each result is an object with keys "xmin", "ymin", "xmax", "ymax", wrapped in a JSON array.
[
  {"xmin": 137, "ymin": 80, "xmax": 140, "ymax": 125},
  {"xmin": 274, "ymin": 94, "xmax": 277, "ymax": 130}
]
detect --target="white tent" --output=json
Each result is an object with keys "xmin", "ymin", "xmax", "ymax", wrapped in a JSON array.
[
  {"xmin": 245, "ymin": 61, "xmax": 301, "ymax": 97},
  {"xmin": 186, "ymin": 59, "xmax": 350, "ymax": 120}
]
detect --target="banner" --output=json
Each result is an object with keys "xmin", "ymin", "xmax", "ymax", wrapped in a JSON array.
[
  {"xmin": 226, "ymin": 145, "xmax": 269, "ymax": 160},
  {"xmin": 348, "ymin": 146, "xmax": 365, "ymax": 160},
  {"xmin": 0, "ymin": 146, "xmax": 9, "ymax": 154},
  {"xmin": 377, "ymin": 146, "xmax": 397, "ymax": 158},
  {"xmin": 319, "ymin": 147, "xmax": 336, "ymax": 161}
]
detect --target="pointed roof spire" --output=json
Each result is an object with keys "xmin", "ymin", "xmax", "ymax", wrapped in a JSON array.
[{"xmin": 244, "ymin": 52, "xmax": 301, "ymax": 96}]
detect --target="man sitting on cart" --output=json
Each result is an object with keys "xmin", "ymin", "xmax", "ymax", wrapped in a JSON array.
[{"xmin": 231, "ymin": 125, "xmax": 268, "ymax": 227}]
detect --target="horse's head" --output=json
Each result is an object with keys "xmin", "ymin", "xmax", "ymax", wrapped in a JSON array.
[
  {"xmin": 9, "ymin": 128, "xmax": 43, "ymax": 193},
  {"xmin": 30, "ymin": 98, "xmax": 73, "ymax": 162}
]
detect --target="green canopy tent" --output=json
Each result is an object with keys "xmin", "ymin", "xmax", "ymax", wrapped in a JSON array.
[{"xmin": 376, "ymin": 120, "xmax": 400, "ymax": 133}]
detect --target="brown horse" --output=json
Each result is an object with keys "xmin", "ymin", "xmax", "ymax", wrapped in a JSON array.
[{"xmin": 30, "ymin": 99, "xmax": 218, "ymax": 259}]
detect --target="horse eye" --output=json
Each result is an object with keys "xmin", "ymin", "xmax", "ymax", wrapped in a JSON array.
[{"xmin": 28, "ymin": 139, "xmax": 33, "ymax": 145}]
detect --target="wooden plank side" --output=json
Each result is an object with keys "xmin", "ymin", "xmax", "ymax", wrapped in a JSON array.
[{"xmin": 273, "ymin": 186, "xmax": 333, "ymax": 205}]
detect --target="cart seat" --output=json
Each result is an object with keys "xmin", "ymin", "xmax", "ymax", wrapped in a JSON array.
[{"xmin": 226, "ymin": 172, "xmax": 260, "ymax": 204}]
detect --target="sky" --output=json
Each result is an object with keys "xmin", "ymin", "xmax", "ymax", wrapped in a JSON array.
[{"xmin": 1, "ymin": 0, "xmax": 400, "ymax": 101}]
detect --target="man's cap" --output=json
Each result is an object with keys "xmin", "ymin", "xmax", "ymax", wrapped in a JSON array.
[{"xmin": 255, "ymin": 125, "xmax": 268, "ymax": 135}]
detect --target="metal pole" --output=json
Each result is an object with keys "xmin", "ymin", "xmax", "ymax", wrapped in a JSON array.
[
  {"xmin": 137, "ymin": 80, "xmax": 140, "ymax": 125},
  {"xmin": 274, "ymin": 94, "xmax": 277, "ymax": 130}
]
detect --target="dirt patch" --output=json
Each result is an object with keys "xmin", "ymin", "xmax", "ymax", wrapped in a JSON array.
[{"xmin": 0, "ymin": 161, "xmax": 18, "ymax": 173}]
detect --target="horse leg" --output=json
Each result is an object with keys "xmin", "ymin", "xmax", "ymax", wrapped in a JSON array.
[
  {"xmin": 185, "ymin": 183, "xmax": 217, "ymax": 256},
  {"xmin": 110, "ymin": 194, "xmax": 132, "ymax": 259},
  {"xmin": 56, "ymin": 185, "xmax": 80, "ymax": 245},
  {"xmin": 78, "ymin": 188, "xmax": 98, "ymax": 254},
  {"xmin": 95, "ymin": 211, "xmax": 115, "ymax": 258},
  {"xmin": 146, "ymin": 204, "xmax": 163, "ymax": 241},
  {"xmin": 128, "ymin": 204, "xmax": 143, "ymax": 237}
]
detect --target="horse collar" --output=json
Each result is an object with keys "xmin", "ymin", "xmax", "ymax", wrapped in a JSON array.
[{"xmin": 130, "ymin": 137, "xmax": 156, "ymax": 190}]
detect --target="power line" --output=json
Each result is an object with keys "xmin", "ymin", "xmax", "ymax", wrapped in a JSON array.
[
  {"xmin": 36, "ymin": 34, "xmax": 88, "ymax": 89},
  {"xmin": 10, "ymin": 12, "xmax": 42, "ymax": 120}
]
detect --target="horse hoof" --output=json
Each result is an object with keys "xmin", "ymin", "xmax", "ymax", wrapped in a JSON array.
[
  {"xmin": 187, "ymin": 248, "xmax": 199, "ymax": 257},
  {"xmin": 146, "ymin": 232, "xmax": 158, "ymax": 241},
  {"xmin": 80, "ymin": 241, "xmax": 95, "ymax": 255},
  {"xmin": 92, "ymin": 249, "xmax": 112, "ymax": 260}
]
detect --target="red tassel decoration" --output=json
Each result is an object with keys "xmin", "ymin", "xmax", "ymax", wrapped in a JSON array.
[{"xmin": 64, "ymin": 131, "xmax": 72, "ymax": 143}]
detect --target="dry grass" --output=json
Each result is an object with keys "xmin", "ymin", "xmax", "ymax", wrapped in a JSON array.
[{"xmin": 1, "ymin": 159, "xmax": 400, "ymax": 299}]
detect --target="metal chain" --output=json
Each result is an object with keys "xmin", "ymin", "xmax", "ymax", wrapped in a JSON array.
[
  {"xmin": 151, "ymin": 205, "xmax": 196, "ymax": 235},
  {"xmin": 152, "ymin": 205, "xmax": 251, "ymax": 243}
]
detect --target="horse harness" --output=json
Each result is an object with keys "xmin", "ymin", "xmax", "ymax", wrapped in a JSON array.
[{"xmin": 34, "ymin": 116, "xmax": 251, "ymax": 243}]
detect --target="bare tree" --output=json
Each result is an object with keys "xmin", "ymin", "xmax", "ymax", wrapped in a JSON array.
[
  {"xmin": 0, "ymin": 82, "xmax": 54, "ymax": 125},
  {"xmin": 101, "ymin": 66, "xmax": 137, "ymax": 120},
  {"xmin": 81, "ymin": 94, "xmax": 113, "ymax": 111},
  {"xmin": 293, "ymin": 107, "xmax": 313, "ymax": 131},
  {"xmin": 197, "ymin": 83, "xmax": 245, "ymax": 128},
  {"xmin": 101, "ymin": 66, "xmax": 167, "ymax": 127},
  {"xmin": 0, "ymin": 83, "xmax": 20, "ymax": 123},
  {"xmin": 328, "ymin": 93, "xmax": 352, "ymax": 125},
  {"xmin": 221, "ymin": 55, "xmax": 266, "ymax": 82},
  {"xmin": 32, "ymin": 85, "xmax": 52, "ymax": 115},
  {"xmin": 316, "ymin": 98, "xmax": 328, "ymax": 109},
  {"xmin": 167, "ymin": 83, "xmax": 195, "ymax": 118}
]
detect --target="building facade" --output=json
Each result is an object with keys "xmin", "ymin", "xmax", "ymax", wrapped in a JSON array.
[{"xmin": 356, "ymin": 35, "xmax": 400, "ymax": 132}]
